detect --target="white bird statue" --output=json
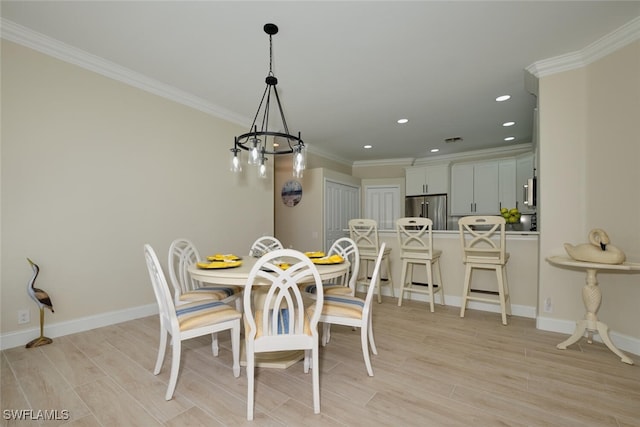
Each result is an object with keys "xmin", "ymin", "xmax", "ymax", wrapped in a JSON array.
[
  {"xmin": 26, "ymin": 258, "xmax": 54, "ymax": 348},
  {"xmin": 564, "ymin": 229, "xmax": 626, "ymax": 265}
]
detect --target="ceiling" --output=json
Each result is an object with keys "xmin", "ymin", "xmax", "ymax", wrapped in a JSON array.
[{"xmin": 2, "ymin": 1, "xmax": 639, "ymax": 164}]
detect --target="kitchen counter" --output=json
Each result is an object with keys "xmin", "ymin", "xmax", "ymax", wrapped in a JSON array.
[{"xmin": 370, "ymin": 230, "xmax": 539, "ymax": 318}]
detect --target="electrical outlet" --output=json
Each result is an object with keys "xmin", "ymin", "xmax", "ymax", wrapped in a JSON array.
[
  {"xmin": 543, "ymin": 297, "xmax": 552, "ymax": 313},
  {"xmin": 18, "ymin": 309, "xmax": 30, "ymax": 324}
]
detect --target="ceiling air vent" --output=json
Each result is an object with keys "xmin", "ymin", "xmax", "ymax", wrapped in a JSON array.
[{"xmin": 445, "ymin": 136, "xmax": 463, "ymax": 143}]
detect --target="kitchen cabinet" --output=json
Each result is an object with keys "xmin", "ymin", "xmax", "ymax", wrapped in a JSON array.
[
  {"xmin": 516, "ymin": 153, "xmax": 536, "ymax": 213},
  {"xmin": 405, "ymin": 164, "xmax": 449, "ymax": 196},
  {"xmin": 498, "ymin": 158, "xmax": 516, "ymax": 210},
  {"xmin": 451, "ymin": 161, "xmax": 499, "ymax": 215},
  {"xmin": 451, "ymin": 158, "xmax": 516, "ymax": 215}
]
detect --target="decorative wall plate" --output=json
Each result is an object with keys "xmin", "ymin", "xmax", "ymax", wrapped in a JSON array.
[{"xmin": 282, "ymin": 180, "xmax": 302, "ymax": 207}]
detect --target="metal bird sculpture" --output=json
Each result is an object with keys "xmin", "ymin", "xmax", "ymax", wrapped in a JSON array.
[{"xmin": 26, "ymin": 258, "xmax": 54, "ymax": 348}]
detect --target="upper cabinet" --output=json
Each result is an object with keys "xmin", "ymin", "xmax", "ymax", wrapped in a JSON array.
[
  {"xmin": 498, "ymin": 158, "xmax": 516, "ymax": 210},
  {"xmin": 405, "ymin": 164, "xmax": 449, "ymax": 196},
  {"xmin": 516, "ymin": 153, "xmax": 536, "ymax": 213},
  {"xmin": 451, "ymin": 158, "xmax": 518, "ymax": 215}
]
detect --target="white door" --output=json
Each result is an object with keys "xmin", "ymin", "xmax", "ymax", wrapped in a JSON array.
[
  {"xmin": 365, "ymin": 185, "xmax": 401, "ymax": 231},
  {"xmin": 324, "ymin": 180, "xmax": 360, "ymax": 252}
]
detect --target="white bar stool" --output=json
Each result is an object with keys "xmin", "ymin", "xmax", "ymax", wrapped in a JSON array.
[
  {"xmin": 348, "ymin": 219, "xmax": 394, "ymax": 303},
  {"xmin": 458, "ymin": 215, "xmax": 511, "ymax": 325},
  {"xmin": 396, "ymin": 217, "xmax": 445, "ymax": 312}
]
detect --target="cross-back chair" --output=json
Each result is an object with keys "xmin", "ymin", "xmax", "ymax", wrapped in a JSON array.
[
  {"xmin": 396, "ymin": 217, "xmax": 445, "ymax": 312},
  {"xmin": 458, "ymin": 216, "xmax": 511, "ymax": 325},
  {"xmin": 348, "ymin": 219, "xmax": 394, "ymax": 303}
]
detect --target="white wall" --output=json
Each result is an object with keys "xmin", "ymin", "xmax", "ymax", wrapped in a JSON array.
[
  {"xmin": 1, "ymin": 41, "xmax": 273, "ymax": 347},
  {"xmin": 537, "ymin": 41, "xmax": 640, "ymax": 346}
]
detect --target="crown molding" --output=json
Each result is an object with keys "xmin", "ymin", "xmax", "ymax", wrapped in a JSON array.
[
  {"xmin": 351, "ymin": 143, "xmax": 534, "ymax": 169},
  {"xmin": 352, "ymin": 158, "xmax": 415, "ymax": 168},
  {"xmin": 415, "ymin": 143, "xmax": 534, "ymax": 165},
  {"xmin": 307, "ymin": 144, "xmax": 353, "ymax": 167},
  {"xmin": 527, "ymin": 16, "xmax": 640, "ymax": 78},
  {"xmin": 0, "ymin": 18, "xmax": 250, "ymax": 127}
]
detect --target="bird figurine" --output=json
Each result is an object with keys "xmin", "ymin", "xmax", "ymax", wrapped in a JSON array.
[
  {"xmin": 26, "ymin": 258, "xmax": 54, "ymax": 348},
  {"xmin": 564, "ymin": 228, "xmax": 626, "ymax": 265}
]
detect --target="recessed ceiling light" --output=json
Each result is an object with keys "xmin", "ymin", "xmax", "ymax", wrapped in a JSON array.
[
  {"xmin": 397, "ymin": 118, "xmax": 409, "ymax": 124},
  {"xmin": 430, "ymin": 148, "xmax": 440, "ymax": 153},
  {"xmin": 502, "ymin": 121, "xmax": 515, "ymax": 127},
  {"xmin": 504, "ymin": 136, "xmax": 515, "ymax": 141},
  {"xmin": 363, "ymin": 144, "xmax": 373, "ymax": 149},
  {"xmin": 496, "ymin": 95, "xmax": 511, "ymax": 102}
]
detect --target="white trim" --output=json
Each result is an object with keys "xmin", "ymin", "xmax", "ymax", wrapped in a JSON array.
[
  {"xmin": 527, "ymin": 16, "xmax": 640, "ymax": 78},
  {"xmin": 385, "ymin": 290, "xmax": 640, "ymax": 356},
  {"xmin": 0, "ymin": 304, "xmax": 158, "ymax": 351},
  {"xmin": 353, "ymin": 158, "xmax": 415, "ymax": 168},
  {"xmin": 395, "ymin": 291, "xmax": 537, "ymax": 319},
  {"xmin": 0, "ymin": 18, "xmax": 249, "ymax": 127}
]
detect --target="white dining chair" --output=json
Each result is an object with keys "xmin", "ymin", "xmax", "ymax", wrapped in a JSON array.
[
  {"xmin": 300, "ymin": 237, "xmax": 360, "ymax": 297},
  {"xmin": 458, "ymin": 215, "xmax": 511, "ymax": 325},
  {"xmin": 249, "ymin": 235, "xmax": 284, "ymax": 257},
  {"xmin": 144, "ymin": 244, "xmax": 241, "ymax": 400},
  {"xmin": 311, "ymin": 243, "xmax": 386, "ymax": 376},
  {"xmin": 243, "ymin": 249, "xmax": 324, "ymax": 420},
  {"xmin": 168, "ymin": 238, "xmax": 242, "ymax": 311},
  {"xmin": 396, "ymin": 217, "xmax": 445, "ymax": 312}
]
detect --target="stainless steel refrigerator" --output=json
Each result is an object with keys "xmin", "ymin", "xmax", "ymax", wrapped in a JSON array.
[{"xmin": 405, "ymin": 194, "xmax": 448, "ymax": 230}]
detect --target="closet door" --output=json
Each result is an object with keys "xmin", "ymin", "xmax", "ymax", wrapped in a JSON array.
[{"xmin": 324, "ymin": 180, "xmax": 360, "ymax": 251}]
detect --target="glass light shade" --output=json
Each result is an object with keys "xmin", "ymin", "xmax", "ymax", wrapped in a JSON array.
[
  {"xmin": 258, "ymin": 157, "xmax": 268, "ymax": 179},
  {"xmin": 292, "ymin": 143, "xmax": 306, "ymax": 178},
  {"xmin": 248, "ymin": 138, "xmax": 260, "ymax": 165},
  {"xmin": 230, "ymin": 148, "xmax": 242, "ymax": 172}
]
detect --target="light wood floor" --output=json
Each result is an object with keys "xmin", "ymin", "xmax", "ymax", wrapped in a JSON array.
[{"xmin": 2, "ymin": 297, "xmax": 639, "ymax": 426}]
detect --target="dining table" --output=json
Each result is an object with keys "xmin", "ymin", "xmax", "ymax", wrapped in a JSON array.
[
  {"xmin": 188, "ymin": 255, "xmax": 349, "ymax": 287},
  {"xmin": 188, "ymin": 254, "xmax": 350, "ymax": 368}
]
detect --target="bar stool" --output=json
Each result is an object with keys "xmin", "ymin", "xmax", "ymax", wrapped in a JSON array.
[
  {"xmin": 348, "ymin": 219, "xmax": 394, "ymax": 303},
  {"xmin": 396, "ymin": 217, "xmax": 445, "ymax": 312},
  {"xmin": 458, "ymin": 215, "xmax": 511, "ymax": 325}
]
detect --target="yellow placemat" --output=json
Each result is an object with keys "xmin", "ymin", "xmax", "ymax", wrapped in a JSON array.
[
  {"xmin": 304, "ymin": 251, "xmax": 325, "ymax": 258},
  {"xmin": 196, "ymin": 260, "xmax": 242, "ymax": 269},
  {"xmin": 206, "ymin": 253, "xmax": 241, "ymax": 261},
  {"xmin": 312, "ymin": 255, "xmax": 344, "ymax": 265}
]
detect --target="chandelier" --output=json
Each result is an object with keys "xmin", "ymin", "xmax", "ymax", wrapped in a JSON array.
[{"xmin": 230, "ymin": 23, "xmax": 306, "ymax": 179}]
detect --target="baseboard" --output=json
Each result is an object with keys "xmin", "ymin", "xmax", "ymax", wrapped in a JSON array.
[
  {"xmin": 0, "ymin": 304, "xmax": 158, "ymax": 351},
  {"xmin": 390, "ymin": 289, "xmax": 538, "ymax": 319},
  {"xmin": 4, "ymin": 298, "xmax": 638, "ymax": 358}
]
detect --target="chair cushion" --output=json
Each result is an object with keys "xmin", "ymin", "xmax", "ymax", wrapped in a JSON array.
[
  {"xmin": 299, "ymin": 282, "xmax": 351, "ymax": 296},
  {"xmin": 316, "ymin": 295, "xmax": 365, "ymax": 320},
  {"xmin": 246, "ymin": 308, "xmax": 312, "ymax": 338},
  {"xmin": 179, "ymin": 285, "xmax": 242, "ymax": 302},
  {"xmin": 176, "ymin": 300, "xmax": 241, "ymax": 331}
]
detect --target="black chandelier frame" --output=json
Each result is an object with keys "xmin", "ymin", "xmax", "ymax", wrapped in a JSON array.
[{"xmin": 231, "ymin": 23, "xmax": 305, "ymax": 159}]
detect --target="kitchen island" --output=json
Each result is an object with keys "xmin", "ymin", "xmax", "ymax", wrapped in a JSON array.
[{"xmin": 366, "ymin": 230, "xmax": 540, "ymax": 318}]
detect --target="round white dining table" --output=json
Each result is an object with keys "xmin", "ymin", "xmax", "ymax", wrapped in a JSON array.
[
  {"xmin": 188, "ymin": 255, "xmax": 350, "ymax": 369},
  {"xmin": 188, "ymin": 255, "xmax": 349, "ymax": 286}
]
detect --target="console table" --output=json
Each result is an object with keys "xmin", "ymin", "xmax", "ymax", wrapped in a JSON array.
[{"xmin": 546, "ymin": 255, "xmax": 640, "ymax": 364}]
